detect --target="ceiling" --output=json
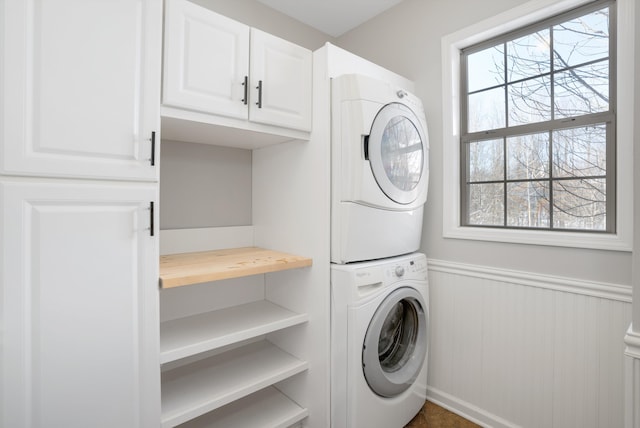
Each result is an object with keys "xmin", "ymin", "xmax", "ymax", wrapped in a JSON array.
[{"xmin": 255, "ymin": 0, "xmax": 405, "ymax": 37}]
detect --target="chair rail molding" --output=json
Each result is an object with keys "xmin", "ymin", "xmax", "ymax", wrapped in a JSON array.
[{"xmin": 427, "ymin": 259, "xmax": 632, "ymax": 303}]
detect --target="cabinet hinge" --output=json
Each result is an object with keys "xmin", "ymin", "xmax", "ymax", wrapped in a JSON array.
[
  {"xmin": 149, "ymin": 201, "xmax": 155, "ymax": 237},
  {"xmin": 150, "ymin": 131, "xmax": 156, "ymax": 166}
]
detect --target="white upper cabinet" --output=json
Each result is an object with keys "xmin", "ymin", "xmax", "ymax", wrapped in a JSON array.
[
  {"xmin": 249, "ymin": 28, "xmax": 312, "ymax": 131},
  {"xmin": 0, "ymin": 0, "xmax": 162, "ymax": 181},
  {"xmin": 163, "ymin": 0, "xmax": 250, "ymax": 120},
  {"xmin": 162, "ymin": 0, "xmax": 312, "ymax": 135}
]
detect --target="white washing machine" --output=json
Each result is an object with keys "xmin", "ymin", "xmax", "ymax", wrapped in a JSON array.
[
  {"xmin": 331, "ymin": 253, "xmax": 429, "ymax": 428},
  {"xmin": 331, "ymin": 74, "xmax": 430, "ymax": 264}
]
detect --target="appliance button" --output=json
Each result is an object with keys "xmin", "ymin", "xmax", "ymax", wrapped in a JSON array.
[{"xmin": 395, "ymin": 266, "xmax": 405, "ymax": 277}]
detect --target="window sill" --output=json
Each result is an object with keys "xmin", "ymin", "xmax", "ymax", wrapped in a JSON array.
[{"xmin": 443, "ymin": 225, "xmax": 632, "ymax": 252}]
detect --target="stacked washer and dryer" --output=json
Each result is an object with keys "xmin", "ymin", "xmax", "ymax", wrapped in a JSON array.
[{"xmin": 330, "ymin": 74, "xmax": 431, "ymax": 428}]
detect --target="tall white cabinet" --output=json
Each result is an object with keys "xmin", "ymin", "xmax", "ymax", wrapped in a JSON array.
[{"xmin": 0, "ymin": 0, "xmax": 163, "ymax": 427}]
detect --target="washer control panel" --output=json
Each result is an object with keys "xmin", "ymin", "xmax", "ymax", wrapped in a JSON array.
[
  {"xmin": 338, "ymin": 253, "xmax": 428, "ymax": 291},
  {"xmin": 385, "ymin": 255, "xmax": 428, "ymax": 281}
]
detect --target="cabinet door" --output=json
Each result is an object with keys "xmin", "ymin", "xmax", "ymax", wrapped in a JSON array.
[
  {"xmin": 163, "ymin": 0, "xmax": 250, "ymax": 120},
  {"xmin": 0, "ymin": 0, "xmax": 161, "ymax": 181},
  {"xmin": 250, "ymin": 28, "xmax": 312, "ymax": 132},
  {"xmin": 0, "ymin": 180, "xmax": 160, "ymax": 428}
]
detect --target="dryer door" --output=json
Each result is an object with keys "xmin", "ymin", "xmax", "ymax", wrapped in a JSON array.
[
  {"xmin": 362, "ymin": 286, "xmax": 427, "ymax": 398},
  {"xmin": 367, "ymin": 103, "xmax": 428, "ymax": 205}
]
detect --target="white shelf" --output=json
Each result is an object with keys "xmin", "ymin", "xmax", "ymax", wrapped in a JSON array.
[
  {"xmin": 176, "ymin": 386, "xmax": 308, "ymax": 428},
  {"xmin": 161, "ymin": 106, "xmax": 309, "ymax": 149},
  {"xmin": 161, "ymin": 340, "xmax": 307, "ymax": 427},
  {"xmin": 160, "ymin": 300, "xmax": 308, "ymax": 364}
]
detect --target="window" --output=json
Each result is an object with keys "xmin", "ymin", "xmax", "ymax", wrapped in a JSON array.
[{"xmin": 460, "ymin": 2, "xmax": 615, "ymax": 233}]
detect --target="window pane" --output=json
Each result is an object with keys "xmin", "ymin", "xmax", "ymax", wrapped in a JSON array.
[
  {"xmin": 553, "ymin": 124, "xmax": 606, "ymax": 178},
  {"xmin": 469, "ymin": 139, "xmax": 503, "ymax": 182},
  {"xmin": 507, "ymin": 132, "xmax": 549, "ymax": 180},
  {"xmin": 468, "ymin": 183, "xmax": 504, "ymax": 226},
  {"xmin": 507, "ymin": 76, "xmax": 552, "ymax": 126},
  {"xmin": 468, "ymin": 87, "xmax": 506, "ymax": 132},
  {"xmin": 467, "ymin": 45, "xmax": 504, "ymax": 92},
  {"xmin": 461, "ymin": 3, "xmax": 614, "ymax": 233},
  {"xmin": 553, "ymin": 7, "xmax": 609, "ymax": 69},
  {"xmin": 507, "ymin": 29, "xmax": 550, "ymax": 82},
  {"xmin": 554, "ymin": 60, "xmax": 609, "ymax": 118},
  {"xmin": 507, "ymin": 181, "xmax": 550, "ymax": 227},
  {"xmin": 553, "ymin": 178, "xmax": 606, "ymax": 230}
]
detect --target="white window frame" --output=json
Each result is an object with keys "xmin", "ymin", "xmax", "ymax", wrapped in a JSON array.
[{"xmin": 441, "ymin": 0, "xmax": 634, "ymax": 251}]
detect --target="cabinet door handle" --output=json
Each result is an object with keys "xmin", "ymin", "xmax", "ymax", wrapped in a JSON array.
[
  {"xmin": 149, "ymin": 201, "xmax": 155, "ymax": 237},
  {"xmin": 256, "ymin": 80, "xmax": 262, "ymax": 108},
  {"xmin": 242, "ymin": 75, "xmax": 248, "ymax": 105},
  {"xmin": 150, "ymin": 131, "xmax": 156, "ymax": 166}
]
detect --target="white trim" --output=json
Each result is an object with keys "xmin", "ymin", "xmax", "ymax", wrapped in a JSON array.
[
  {"xmin": 625, "ymin": 330, "xmax": 640, "ymax": 428},
  {"xmin": 441, "ymin": 0, "xmax": 634, "ymax": 252},
  {"xmin": 626, "ymin": 326, "xmax": 640, "ymax": 359},
  {"xmin": 428, "ymin": 258, "xmax": 632, "ymax": 302},
  {"xmin": 427, "ymin": 386, "xmax": 517, "ymax": 428}
]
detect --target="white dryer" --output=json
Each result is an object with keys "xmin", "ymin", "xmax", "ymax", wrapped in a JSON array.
[
  {"xmin": 331, "ymin": 253, "xmax": 429, "ymax": 428},
  {"xmin": 331, "ymin": 74, "xmax": 430, "ymax": 264}
]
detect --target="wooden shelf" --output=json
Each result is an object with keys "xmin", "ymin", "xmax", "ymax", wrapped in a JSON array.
[
  {"xmin": 161, "ymin": 340, "xmax": 307, "ymax": 427},
  {"xmin": 160, "ymin": 300, "xmax": 308, "ymax": 364},
  {"xmin": 159, "ymin": 247, "xmax": 312, "ymax": 288},
  {"xmin": 176, "ymin": 386, "xmax": 308, "ymax": 428}
]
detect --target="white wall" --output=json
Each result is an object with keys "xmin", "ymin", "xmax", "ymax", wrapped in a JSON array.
[
  {"xmin": 160, "ymin": 141, "xmax": 252, "ymax": 229},
  {"xmin": 187, "ymin": 0, "xmax": 334, "ymax": 50}
]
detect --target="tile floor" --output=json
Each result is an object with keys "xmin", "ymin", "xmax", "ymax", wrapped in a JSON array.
[{"xmin": 405, "ymin": 401, "xmax": 480, "ymax": 428}]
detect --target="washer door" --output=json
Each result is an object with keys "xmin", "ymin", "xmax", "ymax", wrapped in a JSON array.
[
  {"xmin": 362, "ymin": 286, "xmax": 427, "ymax": 398},
  {"xmin": 367, "ymin": 103, "xmax": 428, "ymax": 205}
]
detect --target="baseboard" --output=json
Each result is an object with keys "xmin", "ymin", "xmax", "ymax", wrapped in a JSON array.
[{"xmin": 427, "ymin": 387, "xmax": 519, "ymax": 428}]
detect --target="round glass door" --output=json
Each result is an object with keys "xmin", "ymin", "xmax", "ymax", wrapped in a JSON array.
[
  {"xmin": 362, "ymin": 287, "xmax": 427, "ymax": 398},
  {"xmin": 368, "ymin": 103, "xmax": 428, "ymax": 205}
]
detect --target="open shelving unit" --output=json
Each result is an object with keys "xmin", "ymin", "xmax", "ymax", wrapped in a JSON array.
[
  {"xmin": 158, "ymin": 244, "xmax": 312, "ymax": 427},
  {"xmin": 157, "ymin": 2, "xmax": 321, "ymax": 423}
]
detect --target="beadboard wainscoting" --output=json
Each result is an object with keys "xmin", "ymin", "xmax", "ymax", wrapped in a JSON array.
[
  {"xmin": 426, "ymin": 259, "xmax": 632, "ymax": 428},
  {"xmin": 624, "ymin": 329, "xmax": 640, "ymax": 428}
]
